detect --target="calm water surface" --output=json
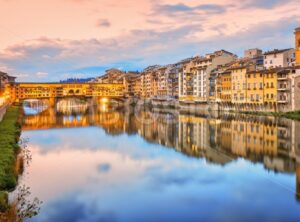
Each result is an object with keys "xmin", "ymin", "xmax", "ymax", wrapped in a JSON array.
[{"xmin": 17, "ymin": 99, "xmax": 300, "ymax": 222}]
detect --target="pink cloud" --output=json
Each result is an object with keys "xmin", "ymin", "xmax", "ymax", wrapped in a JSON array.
[{"xmin": 0, "ymin": 0, "xmax": 300, "ymax": 81}]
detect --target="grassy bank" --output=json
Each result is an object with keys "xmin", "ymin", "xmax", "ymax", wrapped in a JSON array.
[
  {"xmin": 0, "ymin": 106, "xmax": 21, "ymax": 211},
  {"xmin": 234, "ymin": 110, "xmax": 300, "ymax": 121}
]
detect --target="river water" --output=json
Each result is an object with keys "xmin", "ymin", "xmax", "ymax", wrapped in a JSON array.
[{"xmin": 17, "ymin": 99, "xmax": 300, "ymax": 222}]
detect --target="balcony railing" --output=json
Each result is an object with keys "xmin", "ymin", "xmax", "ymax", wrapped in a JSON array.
[
  {"xmin": 277, "ymin": 87, "xmax": 288, "ymax": 91},
  {"xmin": 277, "ymin": 76, "xmax": 288, "ymax": 80},
  {"xmin": 277, "ymin": 100, "xmax": 288, "ymax": 104}
]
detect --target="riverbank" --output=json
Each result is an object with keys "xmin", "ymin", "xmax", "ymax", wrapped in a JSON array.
[
  {"xmin": 0, "ymin": 106, "xmax": 21, "ymax": 212},
  {"xmin": 232, "ymin": 110, "xmax": 300, "ymax": 121},
  {"xmin": 146, "ymin": 99, "xmax": 300, "ymax": 121}
]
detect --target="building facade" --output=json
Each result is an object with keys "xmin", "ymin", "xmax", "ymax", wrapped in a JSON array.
[
  {"xmin": 0, "ymin": 71, "xmax": 16, "ymax": 106},
  {"xmin": 157, "ymin": 64, "xmax": 178, "ymax": 100},
  {"xmin": 264, "ymin": 48, "xmax": 295, "ymax": 69},
  {"xmin": 244, "ymin": 48, "xmax": 263, "ymax": 59},
  {"xmin": 11, "ymin": 83, "xmax": 124, "ymax": 101},
  {"xmin": 295, "ymin": 27, "xmax": 300, "ymax": 66},
  {"xmin": 179, "ymin": 50, "xmax": 236, "ymax": 103}
]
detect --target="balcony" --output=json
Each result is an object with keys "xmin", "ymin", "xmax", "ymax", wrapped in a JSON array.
[
  {"xmin": 277, "ymin": 100, "xmax": 288, "ymax": 104},
  {"xmin": 277, "ymin": 87, "xmax": 289, "ymax": 91},
  {"xmin": 277, "ymin": 75, "xmax": 288, "ymax": 80}
]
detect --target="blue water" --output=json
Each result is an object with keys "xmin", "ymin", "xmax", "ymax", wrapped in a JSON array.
[{"xmin": 18, "ymin": 106, "xmax": 300, "ymax": 222}]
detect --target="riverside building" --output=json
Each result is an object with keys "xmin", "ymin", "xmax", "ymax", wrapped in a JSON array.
[{"xmin": 178, "ymin": 50, "xmax": 237, "ymax": 103}]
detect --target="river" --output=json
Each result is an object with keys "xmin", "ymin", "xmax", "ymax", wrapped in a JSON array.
[{"xmin": 15, "ymin": 98, "xmax": 300, "ymax": 222}]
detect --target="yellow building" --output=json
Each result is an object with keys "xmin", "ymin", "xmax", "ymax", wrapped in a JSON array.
[
  {"xmin": 263, "ymin": 69, "xmax": 278, "ymax": 111},
  {"xmin": 217, "ymin": 70, "xmax": 232, "ymax": 102},
  {"xmin": 231, "ymin": 65, "xmax": 247, "ymax": 104},
  {"xmin": 231, "ymin": 120, "xmax": 247, "ymax": 156},
  {"xmin": 295, "ymin": 27, "xmax": 300, "ymax": 66},
  {"xmin": 246, "ymin": 70, "xmax": 264, "ymax": 105},
  {"xmin": 245, "ymin": 121, "xmax": 262, "ymax": 154},
  {"xmin": 263, "ymin": 122, "xmax": 278, "ymax": 155}
]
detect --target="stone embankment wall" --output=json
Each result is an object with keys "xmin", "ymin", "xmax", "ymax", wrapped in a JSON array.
[
  {"xmin": 0, "ymin": 105, "xmax": 8, "ymax": 122},
  {"xmin": 127, "ymin": 97, "xmax": 299, "ymax": 114}
]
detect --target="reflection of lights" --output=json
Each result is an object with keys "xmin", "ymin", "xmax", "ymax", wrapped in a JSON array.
[
  {"xmin": 56, "ymin": 99, "xmax": 88, "ymax": 114},
  {"xmin": 0, "ymin": 92, "xmax": 10, "ymax": 106},
  {"xmin": 0, "ymin": 97, "xmax": 4, "ymax": 106},
  {"xmin": 101, "ymin": 98, "xmax": 108, "ymax": 103},
  {"xmin": 101, "ymin": 104, "xmax": 107, "ymax": 112}
]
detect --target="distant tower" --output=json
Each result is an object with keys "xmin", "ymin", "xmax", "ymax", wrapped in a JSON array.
[{"xmin": 295, "ymin": 27, "xmax": 300, "ymax": 66}]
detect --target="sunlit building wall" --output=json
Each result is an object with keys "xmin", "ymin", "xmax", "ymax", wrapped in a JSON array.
[
  {"xmin": 296, "ymin": 27, "xmax": 300, "ymax": 66},
  {"xmin": 246, "ymin": 70, "xmax": 264, "ymax": 105},
  {"xmin": 179, "ymin": 50, "xmax": 236, "ymax": 103},
  {"xmin": 263, "ymin": 69, "xmax": 278, "ymax": 111},
  {"xmin": 231, "ymin": 64, "xmax": 248, "ymax": 104},
  {"xmin": 264, "ymin": 48, "xmax": 295, "ymax": 69}
]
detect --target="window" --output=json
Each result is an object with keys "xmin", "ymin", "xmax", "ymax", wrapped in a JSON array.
[{"xmin": 240, "ymin": 93, "xmax": 244, "ymax": 100}]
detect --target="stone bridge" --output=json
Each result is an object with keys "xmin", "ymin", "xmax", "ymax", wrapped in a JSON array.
[{"xmin": 11, "ymin": 82, "xmax": 125, "ymax": 101}]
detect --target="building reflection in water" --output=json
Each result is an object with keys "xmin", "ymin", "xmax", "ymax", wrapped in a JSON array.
[{"xmin": 21, "ymin": 98, "xmax": 300, "ymax": 201}]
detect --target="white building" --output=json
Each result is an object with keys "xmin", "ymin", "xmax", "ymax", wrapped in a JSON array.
[
  {"xmin": 264, "ymin": 48, "xmax": 295, "ymax": 69},
  {"xmin": 179, "ymin": 50, "xmax": 236, "ymax": 102}
]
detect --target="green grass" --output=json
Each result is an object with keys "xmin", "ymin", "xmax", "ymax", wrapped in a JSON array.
[
  {"xmin": 0, "ymin": 106, "xmax": 21, "ymax": 211},
  {"xmin": 234, "ymin": 110, "xmax": 300, "ymax": 121}
]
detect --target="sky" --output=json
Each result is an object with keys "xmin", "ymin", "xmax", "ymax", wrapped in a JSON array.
[{"xmin": 0, "ymin": 0, "xmax": 300, "ymax": 82}]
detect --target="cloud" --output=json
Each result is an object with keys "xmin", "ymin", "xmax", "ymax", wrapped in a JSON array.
[
  {"xmin": 156, "ymin": 3, "xmax": 226, "ymax": 14},
  {"xmin": 96, "ymin": 19, "xmax": 111, "ymax": 28},
  {"xmin": 0, "ymin": 25, "xmax": 199, "ymax": 81},
  {"xmin": 39, "ymin": 193, "xmax": 117, "ymax": 222},
  {"xmin": 241, "ymin": 0, "xmax": 293, "ymax": 9},
  {"xmin": 1, "ymin": 0, "xmax": 300, "ymax": 82},
  {"xmin": 36, "ymin": 72, "xmax": 49, "ymax": 78}
]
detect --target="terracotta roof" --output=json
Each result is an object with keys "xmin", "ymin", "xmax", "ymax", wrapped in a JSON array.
[{"xmin": 264, "ymin": 48, "xmax": 293, "ymax": 55}]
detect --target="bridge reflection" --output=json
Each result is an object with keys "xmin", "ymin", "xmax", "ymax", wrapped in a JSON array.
[{"xmin": 21, "ymin": 101, "xmax": 300, "ymax": 201}]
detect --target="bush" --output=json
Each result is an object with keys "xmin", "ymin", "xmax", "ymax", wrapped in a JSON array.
[
  {"xmin": 0, "ymin": 191, "xmax": 8, "ymax": 212},
  {"xmin": 0, "ymin": 106, "xmax": 21, "ymax": 192}
]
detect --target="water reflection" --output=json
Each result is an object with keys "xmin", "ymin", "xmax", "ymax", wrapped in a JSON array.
[{"xmin": 20, "ymin": 98, "xmax": 300, "ymax": 221}]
